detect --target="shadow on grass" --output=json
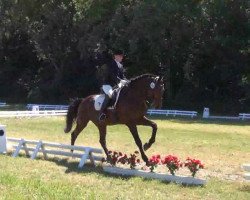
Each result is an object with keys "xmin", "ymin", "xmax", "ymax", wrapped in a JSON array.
[
  {"xmin": 147, "ymin": 115, "xmax": 250, "ymax": 126},
  {"xmin": 35, "ymin": 156, "xmax": 204, "ymax": 187},
  {"xmin": 238, "ymin": 184, "xmax": 250, "ymax": 193}
]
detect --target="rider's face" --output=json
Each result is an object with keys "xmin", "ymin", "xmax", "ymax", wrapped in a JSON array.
[{"xmin": 114, "ymin": 55, "xmax": 124, "ymax": 63}]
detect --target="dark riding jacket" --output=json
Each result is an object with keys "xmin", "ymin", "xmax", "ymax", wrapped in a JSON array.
[{"xmin": 105, "ymin": 60, "xmax": 126, "ymax": 87}]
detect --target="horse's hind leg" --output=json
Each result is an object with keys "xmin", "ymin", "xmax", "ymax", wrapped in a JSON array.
[
  {"xmin": 97, "ymin": 125, "xmax": 109, "ymax": 158},
  {"xmin": 71, "ymin": 118, "xmax": 89, "ymax": 151}
]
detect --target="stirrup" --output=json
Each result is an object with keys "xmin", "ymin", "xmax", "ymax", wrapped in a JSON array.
[{"xmin": 99, "ymin": 113, "xmax": 106, "ymax": 121}]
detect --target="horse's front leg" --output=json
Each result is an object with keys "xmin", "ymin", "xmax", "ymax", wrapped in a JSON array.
[
  {"xmin": 138, "ymin": 116, "xmax": 157, "ymax": 151},
  {"xmin": 127, "ymin": 123, "xmax": 149, "ymax": 165}
]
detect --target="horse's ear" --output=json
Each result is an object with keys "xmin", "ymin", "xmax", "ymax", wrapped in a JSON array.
[
  {"xmin": 159, "ymin": 75, "xmax": 165, "ymax": 82},
  {"xmin": 154, "ymin": 76, "xmax": 159, "ymax": 82}
]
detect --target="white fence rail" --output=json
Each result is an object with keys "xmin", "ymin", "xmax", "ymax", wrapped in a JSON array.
[
  {"xmin": 27, "ymin": 104, "xmax": 69, "ymax": 110},
  {"xmin": 208, "ymin": 116, "xmax": 240, "ymax": 120},
  {"xmin": 1, "ymin": 109, "xmax": 198, "ymax": 118},
  {"xmin": 242, "ymin": 164, "xmax": 250, "ymax": 181},
  {"xmin": 103, "ymin": 166, "xmax": 206, "ymax": 186},
  {"xmin": 207, "ymin": 114, "xmax": 250, "ymax": 121},
  {"xmin": 239, "ymin": 113, "xmax": 250, "ymax": 120},
  {"xmin": 7, "ymin": 137, "xmax": 103, "ymax": 168},
  {"xmin": 0, "ymin": 102, "xmax": 6, "ymax": 107},
  {"xmin": 203, "ymin": 108, "xmax": 250, "ymax": 121},
  {"xmin": 147, "ymin": 109, "xmax": 198, "ymax": 118},
  {"xmin": 0, "ymin": 110, "xmax": 67, "ymax": 118},
  {"xmin": 1, "ymin": 107, "xmax": 249, "ymax": 121}
]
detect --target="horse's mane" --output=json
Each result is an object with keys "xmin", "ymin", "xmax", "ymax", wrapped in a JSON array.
[
  {"xmin": 119, "ymin": 74, "xmax": 156, "ymax": 98},
  {"xmin": 129, "ymin": 74, "xmax": 156, "ymax": 84}
]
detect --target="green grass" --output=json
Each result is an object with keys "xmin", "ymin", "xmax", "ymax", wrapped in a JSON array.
[{"xmin": 0, "ymin": 117, "xmax": 249, "ymax": 200}]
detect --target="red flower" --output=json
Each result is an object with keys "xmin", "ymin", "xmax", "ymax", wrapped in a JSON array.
[
  {"xmin": 103, "ymin": 150, "xmax": 141, "ymax": 169},
  {"xmin": 161, "ymin": 155, "xmax": 181, "ymax": 175},
  {"xmin": 149, "ymin": 155, "xmax": 161, "ymax": 172},
  {"xmin": 184, "ymin": 157, "xmax": 204, "ymax": 177}
]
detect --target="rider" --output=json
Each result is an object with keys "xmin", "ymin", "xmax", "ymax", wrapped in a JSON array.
[{"xmin": 99, "ymin": 49, "xmax": 127, "ymax": 121}]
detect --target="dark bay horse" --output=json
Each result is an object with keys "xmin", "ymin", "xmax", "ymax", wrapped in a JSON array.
[{"xmin": 64, "ymin": 74, "xmax": 165, "ymax": 165}]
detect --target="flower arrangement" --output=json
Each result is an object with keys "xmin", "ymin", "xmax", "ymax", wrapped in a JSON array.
[
  {"xmin": 117, "ymin": 153, "xmax": 128, "ymax": 165},
  {"xmin": 184, "ymin": 157, "xmax": 204, "ymax": 177},
  {"xmin": 148, "ymin": 155, "xmax": 161, "ymax": 172},
  {"xmin": 127, "ymin": 151, "xmax": 140, "ymax": 169},
  {"xmin": 102, "ymin": 151, "xmax": 204, "ymax": 178},
  {"xmin": 161, "ymin": 155, "xmax": 182, "ymax": 175},
  {"xmin": 103, "ymin": 150, "xmax": 121, "ymax": 166},
  {"xmin": 102, "ymin": 150, "xmax": 140, "ymax": 169}
]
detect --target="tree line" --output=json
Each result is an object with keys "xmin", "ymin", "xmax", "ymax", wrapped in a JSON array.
[{"xmin": 0, "ymin": 0, "xmax": 249, "ymax": 114}]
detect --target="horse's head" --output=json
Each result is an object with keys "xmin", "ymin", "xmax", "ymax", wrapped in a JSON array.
[
  {"xmin": 147, "ymin": 76, "xmax": 165, "ymax": 109},
  {"xmin": 128, "ymin": 74, "xmax": 165, "ymax": 109}
]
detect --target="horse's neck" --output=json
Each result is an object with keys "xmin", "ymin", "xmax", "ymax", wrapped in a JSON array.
[{"xmin": 125, "ymin": 82, "xmax": 148, "ymax": 103}]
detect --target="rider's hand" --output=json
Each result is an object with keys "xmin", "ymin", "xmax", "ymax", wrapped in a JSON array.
[{"xmin": 120, "ymin": 80, "xmax": 127, "ymax": 85}]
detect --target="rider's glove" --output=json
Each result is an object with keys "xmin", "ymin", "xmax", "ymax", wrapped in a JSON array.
[{"xmin": 120, "ymin": 80, "xmax": 127, "ymax": 85}]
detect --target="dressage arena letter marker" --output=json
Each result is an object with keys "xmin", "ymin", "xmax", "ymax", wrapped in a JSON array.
[{"xmin": 0, "ymin": 125, "xmax": 7, "ymax": 153}]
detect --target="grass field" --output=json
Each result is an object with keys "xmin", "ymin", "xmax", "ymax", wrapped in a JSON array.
[{"xmin": 0, "ymin": 117, "xmax": 249, "ymax": 200}]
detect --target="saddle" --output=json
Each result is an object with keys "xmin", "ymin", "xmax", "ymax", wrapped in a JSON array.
[{"xmin": 94, "ymin": 81, "xmax": 128, "ymax": 111}]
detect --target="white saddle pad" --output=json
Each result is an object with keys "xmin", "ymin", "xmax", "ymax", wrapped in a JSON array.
[{"xmin": 94, "ymin": 95, "xmax": 105, "ymax": 111}]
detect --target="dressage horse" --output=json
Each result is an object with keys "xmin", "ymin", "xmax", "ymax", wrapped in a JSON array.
[{"xmin": 64, "ymin": 74, "xmax": 164, "ymax": 165}]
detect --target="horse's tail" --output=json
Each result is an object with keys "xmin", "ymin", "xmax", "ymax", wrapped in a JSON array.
[{"xmin": 64, "ymin": 98, "xmax": 82, "ymax": 133}]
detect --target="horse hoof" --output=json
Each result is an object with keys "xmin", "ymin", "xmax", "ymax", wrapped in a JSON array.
[
  {"xmin": 64, "ymin": 127, "xmax": 70, "ymax": 133},
  {"xmin": 145, "ymin": 161, "xmax": 151, "ymax": 166}
]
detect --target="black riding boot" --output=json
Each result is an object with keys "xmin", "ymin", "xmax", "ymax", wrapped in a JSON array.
[{"xmin": 99, "ymin": 94, "xmax": 110, "ymax": 121}]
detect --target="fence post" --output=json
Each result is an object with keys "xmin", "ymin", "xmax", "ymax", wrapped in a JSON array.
[
  {"xmin": 32, "ymin": 105, "xmax": 39, "ymax": 112},
  {"xmin": 78, "ymin": 148, "xmax": 90, "ymax": 168},
  {"xmin": 12, "ymin": 139, "xmax": 26, "ymax": 157},
  {"xmin": 89, "ymin": 151, "xmax": 96, "ymax": 166},
  {"xmin": 242, "ymin": 114, "xmax": 245, "ymax": 120},
  {"xmin": 31, "ymin": 140, "xmax": 43, "ymax": 160}
]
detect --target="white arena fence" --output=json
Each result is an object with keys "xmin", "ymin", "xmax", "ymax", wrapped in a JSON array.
[
  {"xmin": 239, "ymin": 113, "xmax": 250, "ymax": 120},
  {"xmin": 207, "ymin": 113, "xmax": 250, "ymax": 121},
  {"xmin": 0, "ymin": 102, "xmax": 6, "ymax": 107},
  {"xmin": 0, "ymin": 110, "xmax": 67, "ymax": 118},
  {"xmin": 7, "ymin": 137, "xmax": 103, "ymax": 168},
  {"xmin": 27, "ymin": 104, "xmax": 68, "ymax": 110},
  {"xmin": 1, "ymin": 107, "xmax": 249, "ymax": 121},
  {"xmin": 147, "ymin": 109, "xmax": 198, "ymax": 118},
  {"xmin": 0, "ymin": 109, "xmax": 198, "ymax": 118},
  {"xmin": 207, "ymin": 116, "xmax": 240, "ymax": 120}
]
